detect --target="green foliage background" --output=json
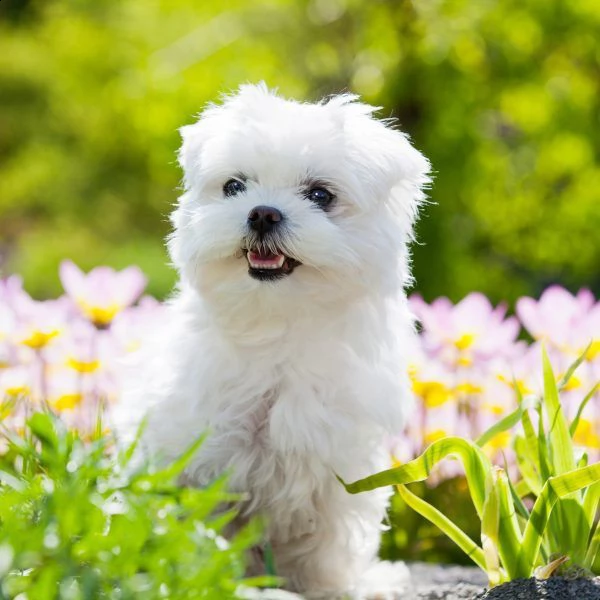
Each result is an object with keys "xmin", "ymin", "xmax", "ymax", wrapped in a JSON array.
[{"xmin": 1, "ymin": 0, "xmax": 599, "ymax": 301}]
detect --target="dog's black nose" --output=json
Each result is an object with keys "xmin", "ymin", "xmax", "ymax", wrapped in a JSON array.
[{"xmin": 247, "ymin": 206, "xmax": 283, "ymax": 235}]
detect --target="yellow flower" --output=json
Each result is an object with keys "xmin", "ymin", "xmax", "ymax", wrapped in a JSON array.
[
  {"xmin": 455, "ymin": 333, "xmax": 476, "ymax": 351},
  {"xmin": 3, "ymin": 384, "xmax": 30, "ymax": 398},
  {"xmin": 78, "ymin": 302, "xmax": 122, "ymax": 328},
  {"xmin": 573, "ymin": 419, "xmax": 600, "ymax": 449},
  {"xmin": 455, "ymin": 382, "xmax": 483, "ymax": 396},
  {"xmin": 424, "ymin": 429, "xmax": 448, "ymax": 444},
  {"xmin": 20, "ymin": 329, "xmax": 60, "ymax": 349},
  {"xmin": 586, "ymin": 340, "xmax": 600, "ymax": 361},
  {"xmin": 67, "ymin": 357, "xmax": 101, "ymax": 373},
  {"xmin": 482, "ymin": 402, "xmax": 506, "ymax": 416},
  {"xmin": 457, "ymin": 355, "xmax": 473, "ymax": 367},
  {"xmin": 560, "ymin": 373, "xmax": 582, "ymax": 392},
  {"xmin": 413, "ymin": 380, "xmax": 452, "ymax": 407},
  {"xmin": 50, "ymin": 393, "xmax": 83, "ymax": 411},
  {"xmin": 483, "ymin": 431, "xmax": 511, "ymax": 451}
]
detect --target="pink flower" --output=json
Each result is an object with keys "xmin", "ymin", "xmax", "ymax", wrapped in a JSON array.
[
  {"xmin": 0, "ymin": 275, "xmax": 33, "ymax": 312},
  {"xmin": 59, "ymin": 260, "xmax": 147, "ymax": 328},
  {"xmin": 516, "ymin": 286, "xmax": 598, "ymax": 354},
  {"xmin": 410, "ymin": 292, "xmax": 520, "ymax": 366},
  {"xmin": 13, "ymin": 298, "xmax": 69, "ymax": 352},
  {"xmin": 111, "ymin": 296, "xmax": 164, "ymax": 353}
]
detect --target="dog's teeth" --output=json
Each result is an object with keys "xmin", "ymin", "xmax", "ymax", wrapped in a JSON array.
[{"xmin": 247, "ymin": 252, "xmax": 285, "ymax": 270}]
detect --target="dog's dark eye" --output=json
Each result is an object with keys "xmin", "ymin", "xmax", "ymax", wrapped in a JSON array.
[
  {"xmin": 306, "ymin": 187, "xmax": 334, "ymax": 208},
  {"xmin": 223, "ymin": 179, "xmax": 246, "ymax": 197}
]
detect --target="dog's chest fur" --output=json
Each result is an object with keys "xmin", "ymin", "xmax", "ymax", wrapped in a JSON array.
[{"xmin": 133, "ymin": 294, "xmax": 409, "ymax": 545}]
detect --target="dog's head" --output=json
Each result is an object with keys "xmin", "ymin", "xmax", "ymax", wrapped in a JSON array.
[{"xmin": 169, "ymin": 84, "xmax": 430, "ymax": 312}]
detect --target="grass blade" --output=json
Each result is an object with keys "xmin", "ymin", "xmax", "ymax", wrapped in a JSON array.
[{"xmin": 397, "ymin": 484, "xmax": 486, "ymax": 571}]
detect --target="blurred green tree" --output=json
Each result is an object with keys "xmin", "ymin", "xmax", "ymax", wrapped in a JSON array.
[{"xmin": 0, "ymin": 0, "xmax": 598, "ymax": 301}]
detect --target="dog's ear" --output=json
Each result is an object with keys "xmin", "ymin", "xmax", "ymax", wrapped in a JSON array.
[
  {"xmin": 375, "ymin": 121, "xmax": 431, "ymax": 234},
  {"xmin": 178, "ymin": 119, "xmax": 208, "ymax": 191},
  {"xmin": 334, "ymin": 98, "xmax": 431, "ymax": 234}
]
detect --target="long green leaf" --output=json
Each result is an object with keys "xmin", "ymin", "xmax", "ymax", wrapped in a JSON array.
[
  {"xmin": 521, "ymin": 408, "xmax": 548, "ymax": 482},
  {"xmin": 583, "ymin": 517, "xmax": 600, "ymax": 569},
  {"xmin": 481, "ymin": 468, "xmax": 502, "ymax": 586},
  {"xmin": 558, "ymin": 342, "xmax": 592, "ymax": 391},
  {"xmin": 583, "ymin": 481, "xmax": 600, "ymax": 531},
  {"xmin": 501, "ymin": 453, "xmax": 530, "ymax": 522},
  {"xmin": 397, "ymin": 484, "xmax": 486, "ymax": 571},
  {"xmin": 535, "ymin": 404, "xmax": 552, "ymax": 481},
  {"xmin": 517, "ymin": 463, "xmax": 600, "ymax": 578},
  {"xmin": 569, "ymin": 382, "xmax": 600, "ymax": 437},
  {"xmin": 514, "ymin": 436, "xmax": 542, "ymax": 496},
  {"xmin": 340, "ymin": 437, "xmax": 490, "ymax": 517},
  {"xmin": 582, "ymin": 481, "xmax": 600, "ymax": 569},
  {"xmin": 496, "ymin": 468, "xmax": 524, "ymax": 579},
  {"xmin": 542, "ymin": 347, "xmax": 575, "ymax": 475},
  {"xmin": 476, "ymin": 405, "xmax": 523, "ymax": 448}
]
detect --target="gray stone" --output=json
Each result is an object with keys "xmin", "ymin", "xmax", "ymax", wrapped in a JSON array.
[
  {"xmin": 407, "ymin": 563, "xmax": 600, "ymax": 599},
  {"xmin": 475, "ymin": 576, "xmax": 600, "ymax": 600}
]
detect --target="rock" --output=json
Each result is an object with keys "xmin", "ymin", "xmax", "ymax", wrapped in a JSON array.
[{"xmin": 475, "ymin": 576, "xmax": 600, "ymax": 600}]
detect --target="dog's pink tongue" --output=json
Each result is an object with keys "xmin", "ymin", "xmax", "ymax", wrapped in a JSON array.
[{"xmin": 248, "ymin": 250, "xmax": 284, "ymax": 268}]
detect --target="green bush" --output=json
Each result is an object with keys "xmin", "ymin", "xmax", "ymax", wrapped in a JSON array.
[{"xmin": 0, "ymin": 411, "xmax": 272, "ymax": 599}]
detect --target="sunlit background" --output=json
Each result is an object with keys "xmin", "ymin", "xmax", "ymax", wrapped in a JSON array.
[{"xmin": 1, "ymin": 0, "xmax": 599, "ymax": 302}]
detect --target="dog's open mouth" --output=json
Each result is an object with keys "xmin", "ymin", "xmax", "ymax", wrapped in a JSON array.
[{"xmin": 246, "ymin": 248, "xmax": 300, "ymax": 281}]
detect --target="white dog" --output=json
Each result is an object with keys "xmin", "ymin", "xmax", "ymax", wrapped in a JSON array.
[{"xmin": 116, "ymin": 84, "xmax": 430, "ymax": 599}]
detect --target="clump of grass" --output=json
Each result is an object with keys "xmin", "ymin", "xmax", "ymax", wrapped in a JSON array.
[{"xmin": 0, "ymin": 411, "xmax": 274, "ymax": 599}]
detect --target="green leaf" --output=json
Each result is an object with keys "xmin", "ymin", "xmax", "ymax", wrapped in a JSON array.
[
  {"xmin": 583, "ymin": 516, "xmax": 600, "ymax": 569},
  {"xmin": 569, "ymin": 382, "xmax": 599, "ymax": 437},
  {"xmin": 558, "ymin": 342, "xmax": 592, "ymax": 391},
  {"xmin": 27, "ymin": 412, "xmax": 59, "ymax": 451},
  {"xmin": 397, "ymin": 484, "xmax": 486, "ymax": 571},
  {"xmin": 517, "ymin": 462, "xmax": 600, "ymax": 578},
  {"xmin": 536, "ymin": 403, "xmax": 552, "ymax": 480},
  {"xmin": 582, "ymin": 482, "xmax": 600, "ymax": 569},
  {"xmin": 476, "ymin": 404, "xmax": 523, "ymax": 449},
  {"xmin": 481, "ymin": 468, "xmax": 502, "ymax": 586},
  {"xmin": 495, "ymin": 468, "xmax": 523, "ymax": 579},
  {"xmin": 541, "ymin": 347, "xmax": 576, "ymax": 475},
  {"xmin": 513, "ymin": 436, "xmax": 542, "ymax": 496},
  {"xmin": 340, "ymin": 436, "xmax": 490, "ymax": 517}
]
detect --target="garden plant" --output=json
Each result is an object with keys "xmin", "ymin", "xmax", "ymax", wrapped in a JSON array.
[
  {"xmin": 0, "ymin": 264, "xmax": 598, "ymax": 596},
  {"xmin": 342, "ymin": 347, "xmax": 600, "ymax": 587},
  {"xmin": 0, "ymin": 411, "xmax": 276, "ymax": 599}
]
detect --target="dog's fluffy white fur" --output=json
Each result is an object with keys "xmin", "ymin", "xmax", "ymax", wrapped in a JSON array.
[{"xmin": 116, "ymin": 84, "xmax": 430, "ymax": 599}]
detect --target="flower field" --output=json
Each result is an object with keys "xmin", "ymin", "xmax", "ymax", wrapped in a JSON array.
[{"xmin": 1, "ymin": 263, "xmax": 599, "ymax": 472}]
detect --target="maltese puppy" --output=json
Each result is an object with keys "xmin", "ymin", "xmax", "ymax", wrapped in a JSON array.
[{"xmin": 117, "ymin": 84, "xmax": 430, "ymax": 599}]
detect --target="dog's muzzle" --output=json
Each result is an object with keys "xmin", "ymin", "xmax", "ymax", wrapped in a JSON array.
[{"xmin": 244, "ymin": 205, "xmax": 301, "ymax": 281}]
